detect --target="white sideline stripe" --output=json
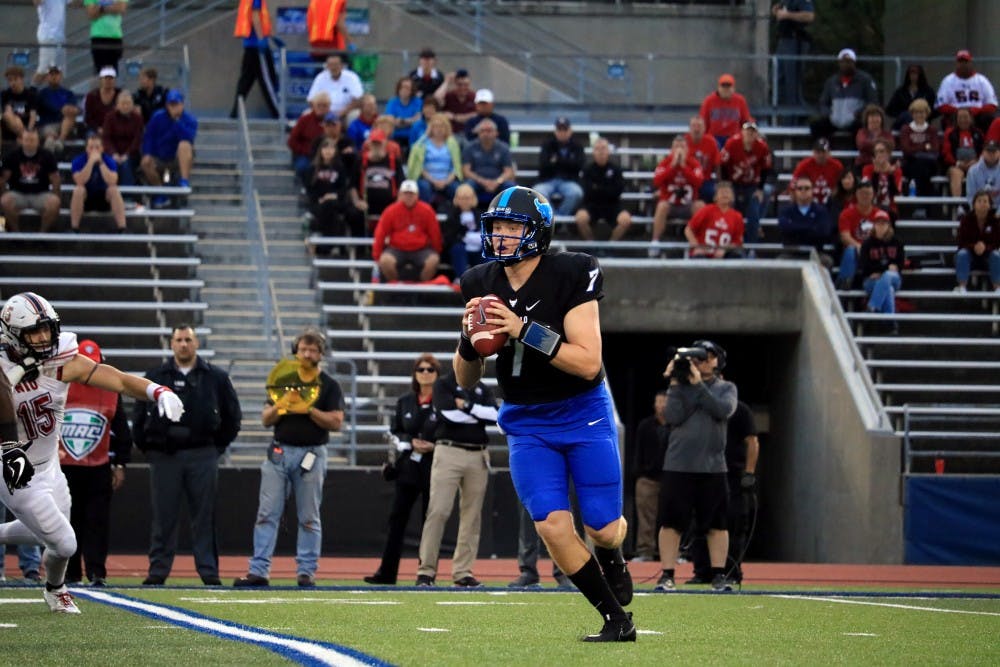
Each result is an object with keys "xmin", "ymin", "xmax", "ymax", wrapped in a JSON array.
[
  {"xmin": 436, "ymin": 601, "xmax": 529, "ymax": 606},
  {"xmin": 775, "ymin": 595, "xmax": 1000, "ymax": 617},
  {"xmin": 0, "ymin": 598, "xmax": 42, "ymax": 604},
  {"xmin": 417, "ymin": 627, "xmax": 450, "ymax": 632},
  {"xmin": 76, "ymin": 590, "xmax": 381, "ymax": 667},
  {"xmin": 637, "ymin": 629, "xmax": 664, "ymax": 636},
  {"xmin": 0, "ymin": 623, "xmax": 18, "ymax": 628},
  {"xmin": 844, "ymin": 632, "xmax": 879, "ymax": 637},
  {"xmin": 180, "ymin": 597, "xmax": 399, "ymax": 605}
]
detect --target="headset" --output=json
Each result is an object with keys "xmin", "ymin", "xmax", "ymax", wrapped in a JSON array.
[
  {"xmin": 691, "ymin": 339, "xmax": 726, "ymax": 372},
  {"xmin": 291, "ymin": 328, "xmax": 327, "ymax": 356}
]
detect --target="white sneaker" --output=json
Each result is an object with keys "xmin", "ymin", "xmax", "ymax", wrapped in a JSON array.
[
  {"xmin": 43, "ymin": 586, "xmax": 81, "ymax": 614},
  {"xmin": 954, "ymin": 285, "xmax": 967, "ymax": 293}
]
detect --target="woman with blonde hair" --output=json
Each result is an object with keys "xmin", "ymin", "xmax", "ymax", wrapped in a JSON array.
[{"xmin": 406, "ymin": 112, "xmax": 463, "ymax": 208}]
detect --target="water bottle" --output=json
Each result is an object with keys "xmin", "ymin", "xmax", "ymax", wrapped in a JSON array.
[{"xmin": 908, "ymin": 179, "xmax": 917, "ymax": 197}]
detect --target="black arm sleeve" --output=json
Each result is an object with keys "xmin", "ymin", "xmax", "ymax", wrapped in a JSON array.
[
  {"xmin": 214, "ymin": 370, "xmax": 243, "ymax": 449},
  {"xmin": 108, "ymin": 395, "xmax": 133, "ymax": 464}
]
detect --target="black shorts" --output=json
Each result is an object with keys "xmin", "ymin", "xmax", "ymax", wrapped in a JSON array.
[
  {"xmin": 658, "ymin": 470, "xmax": 729, "ymax": 533},
  {"xmin": 84, "ymin": 190, "xmax": 111, "ymax": 212},
  {"xmin": 586, "ymin": 205, "xmax": 619, "ymax": 224}
]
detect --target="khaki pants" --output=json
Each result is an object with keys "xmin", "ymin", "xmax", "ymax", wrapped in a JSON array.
[
  {"xmin": 417, "ymin": 444, "xmax": 489, "ymax": 581},
  {"xmin": 634, "ymin": 476, "xmax": 661, "ymax": 558}
]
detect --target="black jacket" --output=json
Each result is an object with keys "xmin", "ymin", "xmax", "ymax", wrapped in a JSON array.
[
  {"xmin": 388, "ymin": 391, "xmax": 435, "ymax": 487},
  {"xmin": 633, "ymin": 414, "xmax": 668, "ymax": 481},
  {"xmin": 133, "ymin": 356, "xmax": 242, "ymax": 453},
  {"xmin": 538, "ymin": 136, "xmax": 585, "ymax": 182}
]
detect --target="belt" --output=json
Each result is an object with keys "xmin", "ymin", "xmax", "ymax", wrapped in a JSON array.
[{"xmin": 436, "ymin": 439, "xmax": 487, "ymax": 452}]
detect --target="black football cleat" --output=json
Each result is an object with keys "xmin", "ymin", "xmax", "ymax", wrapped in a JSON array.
[{"xmin": 582, "ymin": 612, "xmax": 636, "ymax": 643}]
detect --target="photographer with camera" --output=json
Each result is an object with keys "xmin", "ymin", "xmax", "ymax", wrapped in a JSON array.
[
  {"xmin": 655, "ymin": 340, "xmax": 737, "ymax": 592},
  {"xmin": 133, "ymin": 325, "xmax": 242, "ymax": 586}
]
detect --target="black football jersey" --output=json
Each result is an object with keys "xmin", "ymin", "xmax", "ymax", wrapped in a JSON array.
[{"xmin": 461, "ymin": 252, "xmax": 606, "ymax": 404}]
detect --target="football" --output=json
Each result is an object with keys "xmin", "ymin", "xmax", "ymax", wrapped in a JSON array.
[{"xmin": 468, "ymin": 294, "xmax": 509, "ymax": 357}]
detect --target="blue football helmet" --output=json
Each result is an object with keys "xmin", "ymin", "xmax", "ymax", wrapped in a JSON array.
[{"xmin": 480, "ymin": 186, "xmax": 554, "ymax": 265}]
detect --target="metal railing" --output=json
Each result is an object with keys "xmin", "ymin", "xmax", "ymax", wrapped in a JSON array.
[{"xmin": 902, "ymin": 405, "xmax": 1000, "ymax": 474}]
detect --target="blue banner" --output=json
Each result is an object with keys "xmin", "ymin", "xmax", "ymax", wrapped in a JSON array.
[{"xmin": 904, "ymin": 475, "xmax": 1000, "ymax": 565}]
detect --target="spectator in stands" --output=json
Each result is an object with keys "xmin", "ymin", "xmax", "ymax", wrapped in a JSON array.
[
  {"xmin": 306, "ymin": 53, "xmax": 362, "ymax": 121},
  {"xmin": 304, "ymin": 137, "xmax": 365, "ymax": 252},
  {"xmin": 862, "ymin": 139, "xmax": 903, "ymax": 220},
  {"xmin": 34, "ymin": 0, "xmax": 68, "ymax": 83},
  {"xmin": 461, "ymin": 118, "xmax": 515, "ymax": 206},
  {"xmin": 772, "ymin": 0, "xmax": 814, "ymax": 109},
  {"xmin": 70, "ymin": 131, "xmax": 127, "ymax": 232},
  {"xmin": 406, "ymin": 112, "xmax": 462, "ymax": 208},
  {"xmin": 700, "ymin": 73, "xmax": 752, "ymax": 148},
  {"xmin": 0, "ymin": 127, "xmax": 60, "ymax": 232},
  {"xmin": 353, "ymin": 128, "xmax": 404, "ymax": 221},
  {"xmin": 954, "ymin": 190, "xmax": 1000, "ymax": 293},
  {"xmin": 414, "ymin": 369, "xmax": 498, "ymax": 587},
  {"xmin": 836, "ymin": 178, "xmax": 883, "ymax": 288},
  {"xmin": 441, "ymin": 183, "xmax": 484, "ymax": 279},
  {"xmin": 234, "ymin": 328, "xmax": 344, "ymax": 588},
  {"xmin": 372, "ymin": 179, "xmax": 442, "ymax": 282},
  {"xmin": 685, "ymin": 115, "xmax": 720, "ymax": 203},
  {"xmin": 684, "ymin": 181, "xmax": 745, "ymax": 259},
  {"xmin": 2, "ymin": 66, "xmax": 38, "ymax": 140},
  {"xmin": 791, "ymin": 138, "xmax": 842, "ymax": 206},
  {"xmin": 855, "ymin": 104, "xmax": 894, "ymax": 168},
  {"xmin": 386, "ymin": 77, "xmax": 422, "ymax": 151},
  {"xmin": 35, "ymin": 65, "xmax": 78, "ymax": 156},
  {"xmin": 84, "ymin": 0, "xmax": 126, "ymax": 75},
  {"xmin": 409, "ymin": 95, "xmax": 439, "ymax": 146},
  {"xmin": 364, "ymin": 353, "xmax": 440, "ymax": 586},
  {"xmin": 313, "ymin": 111, "xmax": 353, "ymax": 168},
  {"xmin": 943, "ymin": 108, "xmax": 984, "ymax": 205},
  {"xmin": 632, "ymin": 390, "xmax": 667, "ymax": 562},
  {"xmin": 575, "ymin": 137, "xmax": 632, "ymax": 242},
  {"xmin": 59, "ymin": 339, "xmax": 132, "ymax": 587},
  {"xmin": 140, "ymin": 89, "xmax": 197, "ymax": 207},
  {"xmin": 721, "ymin": 121, "xmax": 773, "ymax": 244},
  {"xmin": 860, "ymin": 211, "xmax": 904, "ymax": 319},
  {"xmin": 463, "ymin": 89, "xmax": 511, "ymax": 145},
  {"xmin": 650, "ymin": 135, "xmax": 705, "ymax": 253},
  {"xmin": 436, "ymin": 68, "xmax": 477, "ymax": 135},
  {"xmin": 965, "ymin": 141, "xmax": 1000, "ymax": 209},
  {"xmin": 363, "ymin": 115, "xmax": 403, "ymax": 164},
  {"xmin": 899, "ymin": 99, "xmax": 941, "ymax": 198},
  {"xmin": 777, "ymin": 176, "xmax": 833, "ymax": 262},
  {"xmin": 230, "ymin": 0, "xmax": 280, "ymax": 120},
  {"xmin": 886, "ymin": 64, "xmax": 936, "ymax": 130},
  {"xmin": 827, "ymin": 165, "xmax": 856, "ymax": 224},
  {"xmin": 988, "ymin": 117, "xmax": 1000, "ymax": 148},
  {"xmin": 306, "ymin": 0, "xmax": 352, "ymax": 59},
  {"xmin": 346, "ymin": 94, "xmax": 379, "ymax": 150},
  {"xmin": 288, "ymin": 92, "xmax": 331, "ymax": 181},
  {"xmin": 935, "ymin": 49, "xmax": 997, "ymax": 132},
  {"xmin": 810, "ymin": 49, "xmax": 878, "ymax": 141},
  {"xmin": 409, "ymin": 48, "xmax": 444, "ymax": 100},
  {"xmin": 83, "ymin": 66, "xmax": 121, "ymax": 133},
  {"xmin": 102, "ymin": 90, "xmax": 143, "ymax": 187},
  {"xmin": 533, "ymin": 116, "xmax": 584, "ymax": 218},
  {"xmin": 134, "ymin": 67, "xmax": 166, "ymax": 124}
]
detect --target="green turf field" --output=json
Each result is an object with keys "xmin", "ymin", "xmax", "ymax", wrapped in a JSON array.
[{"xmin": 2, "ymin": 583, "xmax": 999, "ymax": 665}]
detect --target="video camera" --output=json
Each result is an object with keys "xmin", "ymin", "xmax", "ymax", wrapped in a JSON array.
[{"xmin": 669, "ymin": 346, "xmax": 708, "ymax": 384}]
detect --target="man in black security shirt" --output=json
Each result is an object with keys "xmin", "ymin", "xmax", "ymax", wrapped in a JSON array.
[
  {"xmin": 1, "ymin": 127, "xmax": 61, "ymax": 232},
  {"xmin": 575, "ymin": 137, "xmax": 632, "ymax": 242}
]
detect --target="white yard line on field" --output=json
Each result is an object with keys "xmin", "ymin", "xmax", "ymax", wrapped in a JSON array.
[{"xmin": 774, "ymin": 595, "xmax": 1000, "ymax": 617}]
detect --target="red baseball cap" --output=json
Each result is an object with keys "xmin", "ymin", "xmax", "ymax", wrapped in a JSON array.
[
  {"xmin": 77, "ymin": 339, "xmax": 103, "ymax": 363},
  {"xmin": 956, "ymin": 49, "xmax": 973, "ymax": 62},
  {"xmin": 718, "ymin": 73, "xmax": 735, "ymax": 86},
  {"xmin": 368, "ymin": 128, "xmax": 387, "ymax": 143}
]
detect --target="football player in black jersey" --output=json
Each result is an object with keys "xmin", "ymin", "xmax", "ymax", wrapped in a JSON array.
[{"xmin": 454, "ymin": 186, "xmax": 635, "ymax": 642}]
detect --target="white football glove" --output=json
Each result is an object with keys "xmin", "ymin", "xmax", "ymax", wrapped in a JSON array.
[{"xmin": 156, "ymin": 389, "xmax": 185, "ymax": 422}]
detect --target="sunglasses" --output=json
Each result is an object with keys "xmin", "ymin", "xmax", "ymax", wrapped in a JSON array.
[
  {"xmin": 416, "ymin": 367, "xmax": 437, "ymax": 373},
  {"xmin": 795, "ymin": 185, "xmax": 812, "ymax": 190}
]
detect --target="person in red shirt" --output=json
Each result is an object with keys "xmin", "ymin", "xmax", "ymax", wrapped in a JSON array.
[
  {"xmin": 372, "ymin": 179, "xmax": 442, "ymax": 281},
  {"xmin": 720, "ymin": 121, "xmax": 773, "ymax": 243},
  {"xmin": 854, "ymin": 104, "xmax": 894, "ymax": 168},
  {"xmin": 685, "ymin": 115, "xmax": 720, "ymax": 203},
  {"xmin": 59, "ymin": 339, "xmax": 133, "ymax": 586},
  {"xmin": 943, "ymin": 107, "xmax": 984, "ymax": 200},
  {"xmin": 836, "ymin": 178, "xmax": 885, "ymax": 288},
  {"xmin": 699, "ymin": 73, "xmax": 752, "ymax": 148},
  {"xmin": 650, "ymin": 135, "xmax": 704, "ymax": 252},
  {"xmin": 684, "ymin": 181, "xmax": 745, "ymax": 258},
  {"xmin": 899, "ymin": 98, "xmax": 941, "ymax": 197},
  {"xmin": 435, "ymin": 68, "xmax": 477, "ymax": 134},
  {"xmin": 862, "ymin": 139, "xmax": 903, "ymax": 219},
  {"xmin": 288, "ymin": 92, "xmax": 331, "ymax": 181},
  {"xmin": 791, "ymin": 138, "xmax": 843, "ymax": 206}
]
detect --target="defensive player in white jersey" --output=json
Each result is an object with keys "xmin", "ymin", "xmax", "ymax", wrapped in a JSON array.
[{"xmin": 0, "ymin": 292, "xmax": 184, "ymax": 613}]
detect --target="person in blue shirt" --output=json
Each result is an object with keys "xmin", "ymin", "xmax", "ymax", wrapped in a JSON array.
[
  {"xmin": 70, "ymin": 132, "xmax": 127, "ymax": 232},
  {"xmin": 140, "ymin": 89, "xmax": 197, "ymax": 207},
  {"xmin": 230, "ymin": 0, "xmax": 279, "ymax": 119},
  {"xmin": 35, "ymin": 66, "xmax": 78, "ymax": 155},
  {"xmin": 385, "ymin": 77, "xmax": 422, "ymax": 152}
]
